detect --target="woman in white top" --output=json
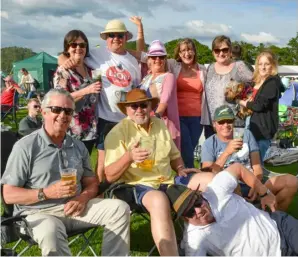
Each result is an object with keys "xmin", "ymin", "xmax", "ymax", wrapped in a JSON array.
[{"xmin": 20, "ymin": 68, "xmax": 36, "ymax": 99}]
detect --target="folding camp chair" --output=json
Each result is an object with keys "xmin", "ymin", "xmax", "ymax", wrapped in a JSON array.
[
  {"xmin": 0, "ymin": 131, "xmax": 99, "ymax": 256},
  {"xmin": 1, "ymin": 91, "xmax": 19, "ymax": 129}
]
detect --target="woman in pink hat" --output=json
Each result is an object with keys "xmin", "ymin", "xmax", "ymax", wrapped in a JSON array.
[{"xmin": 139, "ymin": 40, "xmax": 181, "ymax": 150}]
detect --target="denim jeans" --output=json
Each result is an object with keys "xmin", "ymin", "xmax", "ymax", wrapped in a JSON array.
[
  {"xmin": 180, "ymin": 116, "xmax": 203, "ymax": 168},
  {"xmin": 257, "ymin": 139, "xmax": 271, "ymax": 163}
]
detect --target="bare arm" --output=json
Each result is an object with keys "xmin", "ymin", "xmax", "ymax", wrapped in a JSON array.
[
  {"xmin": 15, "ymin": 85, "xmax": 24, "ymax": 94},
  {"xmin": 129, "ymin": 16, "xmax": 145, "ymax": 51},
  {"xmin": 3, "ymin": 184, "xmax": 39, "ymax": 205},
  {"xmin": 104, "ymin": 152, "xmax": 133, "ymax": 183},
  {"xmin": 155, "ymin": 103, "xmax": 167, "ymax": 116},
  {"xmin": 250, "ymin": 151, "xmax": 263, "ymax": 180},
  {"xmin": 77, "ymin": 176, "xmax": 99, "ymax": 201}
]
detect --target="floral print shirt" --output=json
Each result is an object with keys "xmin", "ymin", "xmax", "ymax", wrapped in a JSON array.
[{"xmin": 53, "ymin": 66, "xmax": 97, "ymax": 141}]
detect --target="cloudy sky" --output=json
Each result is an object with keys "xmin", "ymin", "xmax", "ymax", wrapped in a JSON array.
[{"xmin": 1, "ymin": 0, "xmax": 297, "ymax": 56}]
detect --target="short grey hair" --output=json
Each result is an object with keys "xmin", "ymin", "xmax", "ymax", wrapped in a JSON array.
[{"xmin": 41, "ymin": 88, "xmax": 75, "ymax": 110}]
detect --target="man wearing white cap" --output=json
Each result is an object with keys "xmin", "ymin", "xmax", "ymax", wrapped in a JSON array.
[{"xmin": 59, "ymin": 19, "xmax": 141, "ymax": 182}]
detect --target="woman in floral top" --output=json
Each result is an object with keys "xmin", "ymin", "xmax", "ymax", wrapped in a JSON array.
[
  {"xmin": 203, "ymin": 35, "xmax": 253, "ymax": 138},
  {"xmin": 54, "ymin": 30, "xmax": 102, "ymax": 154}
]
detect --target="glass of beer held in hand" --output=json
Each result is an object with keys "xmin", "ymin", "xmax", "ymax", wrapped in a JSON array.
[
  {"xmin": 60, "ymin": 168, "xmax": 77, "ymax": 196},
  {"xmin": 136, "ymin": 137, "xmax": 156, "ymax": 171}
]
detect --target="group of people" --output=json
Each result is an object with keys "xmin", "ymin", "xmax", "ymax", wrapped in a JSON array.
[{"xmin": 2, "ymin": 16, "xmax": 298, "ymax": 256}]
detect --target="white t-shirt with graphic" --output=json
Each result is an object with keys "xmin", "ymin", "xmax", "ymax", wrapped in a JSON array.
[
  {"xmin": 201, "ymin": 129, "xmax": 259, "ymax": 172},
  {"xmin": 183, "ymin": 171, "xmax": 281, "ymax": 256},
  {"xmin": 85, "ymin": 47, "xmax": 141, "ymax": 122}
]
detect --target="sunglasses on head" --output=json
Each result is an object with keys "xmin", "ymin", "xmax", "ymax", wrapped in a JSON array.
[
  {"xmin": 46, "ymin": 106, "xmax": 74, "ymax": 116},
  {"xmin": 108, "ymin": 33, "xmax": 125, "ymax": 39},
  {"xmin": 69, "ymin": 42, "xmax": 87, "ymax": 49},
  {"xmin": 213, "ymin": 47, "xmax": 230, "ymax": 54},
  {"xmin": 183, "ymin": 196, "xmax": 204, "ymax": 218},
  {"xmin": 33, "ymin": 105, "xmax": 41, "ymax": 109},
  {"xmin": 150, "ymin": 56, "xmax": 166, "ymax": 60},
  {"xmin": 217, "ymin": 119, "xmax": 234, "ymax": 125},
  {"xmin": 129, "ymin": 102, "xmax": 148, "ymax": 110}
]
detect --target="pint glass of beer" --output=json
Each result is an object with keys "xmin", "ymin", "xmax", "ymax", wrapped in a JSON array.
[
  {"xmin": 137, "ymin": 137, "xmax": 155, "ymax": 171},
  {"xmin": 233, "ymin": 127, "xmax": 245, "ymax": 150},
  {"xmin": 60, "ymin": 168, "xmax": 77, "ymax": 195}
]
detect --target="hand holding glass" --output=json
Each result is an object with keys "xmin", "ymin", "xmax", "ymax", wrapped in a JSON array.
[
  {"xmin": 233, "ymin": 128, "xmax": 245, "ymax": 150},
  {"xmin": 136, "ymin": 137, "xmax": 155, "ymax": 171},
  {"xmin": 60, "ymin": 168, "xmax": 77, "ymax": 196}
]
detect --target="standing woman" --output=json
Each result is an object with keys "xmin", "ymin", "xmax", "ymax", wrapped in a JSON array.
[
  {"xmin": 54, "ymin": 30, "xmax": 102, "ymax": 154},
  {"xmin": 139, "ymin": 40, "xmax": 181, "ymax": 150},
  {"xmin": 204, "ymin": 35, "xmax": 253, "ymax": 138},
  {"xmin": 167, "ymin": 39, "xmax": 206, "ymax": 168},
  {"xmin": 239, "ymin": 51, "xmax": 281, "ymax": 161}
]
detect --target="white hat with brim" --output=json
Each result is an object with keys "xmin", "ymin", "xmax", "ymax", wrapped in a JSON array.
[{"xmin": 100, "ymin": 19, "xmax": 133, "ymax": 41}]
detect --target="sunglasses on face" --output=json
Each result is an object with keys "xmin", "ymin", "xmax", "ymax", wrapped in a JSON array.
[
  {"xmin": 69, "ymin": 42, "xmax": 87, "ymax": 49},
  {"xmin": 129, "ymin": 102, "xmax": 148, "ymax": 110},
  {"xmin": 213, "ymin": 47, "xmax": 230, "ymax": 54},
  {"xmin": 217, "ymin": 119, "xmax": 234, "ymax": 125},
  {"xmin": 46, "ymin": 106, "xmax": 74, "ymax": 116},
  {"xmin": 108, "ymin": 33, "xmax": 125, "ymax": 39},
  {"xmin": 33, "ymin": 105, "xmax": 41, "ymax": 109},
  {"xmin": 183, "ymin": 196, "xmax": 204, "ymax": 218},
  {"xmin": 150, "ymin": 56, "xmax": 166, "ymax": 60}
]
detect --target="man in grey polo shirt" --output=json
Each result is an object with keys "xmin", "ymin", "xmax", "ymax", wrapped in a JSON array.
[{"xmin": 2, "ymin": 89, "xmax": 130, "ymax": 256}]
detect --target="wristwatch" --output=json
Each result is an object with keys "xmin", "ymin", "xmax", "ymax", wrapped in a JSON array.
[
  {"xmin": 154, "ymin": 112, "xmax": 161, "ymax": 119},
  {"xmin": 259, "ymin": 188, "xmax": 271, "ymax": 198},
  {"xmin": 38, "ymin": 188, "xmax": 46, "ymax": 201}
]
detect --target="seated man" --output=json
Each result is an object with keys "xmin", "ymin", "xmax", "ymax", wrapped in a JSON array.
[
  {"xmin": 2, "ymin": 89, "xmax": 130, "ymax": 256},
  {"xmin": 18, "ymin": 98, "xmax": 43, "ymax": 136},
  {"xmin": 167, "ymin": 163, "xmax": 298, "ymax": 256},
  {"xmin": 200, "ymin": 105, "xmax": 297, "ymax": 211},
  {"xmin": 104, "ymin": 88, "xmax": 213, "ymax": 256}
]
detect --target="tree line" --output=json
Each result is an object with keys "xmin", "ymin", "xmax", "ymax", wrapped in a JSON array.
[{"xmin": 1, "ymin": 33, "xmax": 297, "ymax": 75}]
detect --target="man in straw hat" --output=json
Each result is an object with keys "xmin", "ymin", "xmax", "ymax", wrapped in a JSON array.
[
  {"xmin": 104, "ymin": 88, "xmax": 214, "ymax": 256},
  {"xmin": 166, "ymin": 162, "xmax": 298, "ymax": 256},
  {"xmin": 58, "ymin": 18, "xmax": 142, "ymax": 183}
]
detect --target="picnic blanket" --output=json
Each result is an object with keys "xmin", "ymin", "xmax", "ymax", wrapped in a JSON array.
[{"xmin": 264, "ymin": 146, "xmax": 298, "ymax": 166}]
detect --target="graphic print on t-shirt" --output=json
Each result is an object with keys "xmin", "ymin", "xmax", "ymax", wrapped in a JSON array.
[{"xmin": 106, "ymin": 66, "xmax": 132, "ymax": 87}]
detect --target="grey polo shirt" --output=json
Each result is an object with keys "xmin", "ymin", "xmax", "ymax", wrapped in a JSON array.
[{"xmin": 2, "ymin": 127, "xmax": 94, "ymax": 213}]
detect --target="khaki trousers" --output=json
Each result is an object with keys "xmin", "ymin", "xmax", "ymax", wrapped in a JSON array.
[{"xmin": 24, "ymin": 198, "xmax": 130, "ymax": 256}]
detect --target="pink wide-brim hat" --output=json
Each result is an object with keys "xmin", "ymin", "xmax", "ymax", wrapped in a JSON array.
[{"xmin": 147, "ymin": 40, "xmax": 167, "ymax": 56}]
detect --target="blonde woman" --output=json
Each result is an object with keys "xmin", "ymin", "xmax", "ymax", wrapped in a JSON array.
[{"xmin": 239, "ymin": 51, "xmax": 281, "ymax": 161}]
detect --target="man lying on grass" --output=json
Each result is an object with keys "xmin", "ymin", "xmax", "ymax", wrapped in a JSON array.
[{"xmin": 167, "ymin": 162, "xmax": 298, "ymax": 256}]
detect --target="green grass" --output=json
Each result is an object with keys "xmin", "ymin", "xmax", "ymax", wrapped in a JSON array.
[{"xmin": 2, "ymin": 109, "xmax": 298, "ymax": 256}]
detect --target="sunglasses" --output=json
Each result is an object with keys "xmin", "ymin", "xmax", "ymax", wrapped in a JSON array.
[
  {"xmin": 217, "ymin": 119, "xmax": 234, "ymax": 125},
  {"xmin": 33, "ymin": 105, "xmax": 41, "ymax": 109},
  {"xmin": 108, "ymin": 33, "xmax": 125, "ymax": 39},
  {"xmin": 129, "ymin": 102, "xmax": 148, "ymax": 110},
  {"xmin": 150, "ymin": 56, "xmax": 166, "ymax": 60},
  {"xmin": 213, "ymin": 47, "xmax": 230, "ymax": 54},
  {"xmin": 183, "ymin": 196, "xmax": 204, "ymax": 218},
  {"xmin": 46, "ymin": 106, "xmax": 74, "ymax": 116},
  {"xmin": 69, "ymin": 42, "xmax": 87, "ymax": 49}
]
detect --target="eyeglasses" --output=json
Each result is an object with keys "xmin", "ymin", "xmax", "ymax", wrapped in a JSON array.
[
  {"xmin": 69, "ymin": 42, "xmax": 87, "ymax": 49},
  {"xmin": 217, "ymin": 119, "xmax": 234, "ymax": 125},
  {"xmin": 46, "ymin": 106, "xmax": 74, "ymax": 116},
  {"xmin": 213, "ymin": 47, "xmax": 230, "ymax": 54},
  {"xmin": 108, "ymin": 33, "xmax": 125, "ymax": 39},
  {"xmin": 129, "ymin": 102, "xmax": 148, "ymax": 110},
  {"xmin": 33, "ymin": 105, "xmax": 41, "ymax": 109},
  {"xmin": 149, "ymin": 56, "xmax": 166, "ymax": 60},
  {"xmin": 183, "ymin": 196, "xmax": 204, "ymax": 218}
]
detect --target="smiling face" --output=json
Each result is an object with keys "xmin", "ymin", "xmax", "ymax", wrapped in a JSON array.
[
  {"xmin": 213, "ymin": 42, "xmax": 232, "ymax": 65},
  {"xmin": 106, "ymin": 32, "xmax": 127, "ymax": 54},
  {"xmin": 179, "ymin": 43, "xmax": 195, "ymax": 65},
  {"xmin": 257, "ymin": 55, "xmax": 272, "ymax": 80},
  {"xmin": 125, "ymin": 101, "xmax": 151, "ymax": 126},
  {"xmin": 148, "ymin": 56, "xmax": 166, "ymax": 73},
  {"xmin": 213, "ymin": 119, "xmax": 234, "ymax": 140},
  {"xmin": 67, "ymin": 36, "xmax": 87, "ymax": 62},
  {"xmin": 42, "ymin": 94, "xmax": 73, "ymax": 137},
  {"xmin": 184, "ymin": 195, "xmax": 215, "ymax": 226}
]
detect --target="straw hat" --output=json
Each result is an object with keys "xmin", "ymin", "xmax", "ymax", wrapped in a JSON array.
[
  {"xmin": 100, "ymin": 20, "xmax": 133, "ymax": 40},
  {"xmin": 117, "ymin": 88, "xmax": 159, "ymax": 115}
]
